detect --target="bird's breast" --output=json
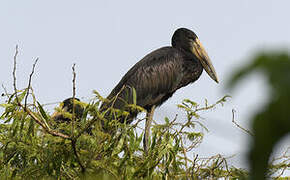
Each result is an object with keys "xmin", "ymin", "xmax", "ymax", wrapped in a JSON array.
[{"xmin": 177, "ymin": 56, "xmax": 203, "ymax": 89}]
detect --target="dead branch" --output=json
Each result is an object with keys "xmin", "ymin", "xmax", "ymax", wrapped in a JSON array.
[
  {"xmin": 13, "ymin": 45, "xmax": 20, "ymax": 105},
  {"xmin": 231, "ymin": 109, "xmax": 254, "ymax": 136},
  {"xmin": 70, "ymin": 63, "xmax": 86, "ymax": 172},
  {"xmin": 1, "ymin": 84, "xmax": 9, "ymax": 99},
  {"xmin": 71, "ymin": 63, "xmax": 76, "ymax": 135},
  {"xmin": 12, "ymin": 46, "xmax": 70, "ymax": 139},
  {"xmin": 25, "ymin": 58, "xmax": 39, "ymax": 108},
  {"xmin": 22, "ymin": 105, "xmax": 70, "ymax": 139},
  {"xmin": 71, "ymin": 139, "xmax": 86, "ymax": 173}
]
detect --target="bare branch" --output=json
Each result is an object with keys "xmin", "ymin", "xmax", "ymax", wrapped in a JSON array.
[
  {"xmin": 131, "ymin": 117, "xmax": 146, "ymax": 129},
  {"xmin": 231, "ymin": 109, "xmax": 254, "ymax": 136},
  {"xmin": 41, "ymin": 101, "xmax": 60, "ymax": 106},
  {"xmin": 13, "ymin": 45, "xmax": 20, "ymax": 105},
  {"xmin": 180, "ymin": 135, "xmax": 189, "ymax": 176},
  {"xmin": 191, "ymin": 154, "xmax": 199, "ymax": 177},
  {"xmin": 22, "ymin": 106, "xmax": 70, "ymax": 139},
  {"xmin": 1, "ymin": 84, "xmax": 9, "ymax": 98},
  {"xmin": 71, "ymin": 63, "xmax": 76, "ymax": 135},
  {"xmin": 25, "ymin": 58, "xmax": 39, "ymax": 108},
  {"xmin": 11, "ymin": 45, "xmax": 70, "ymax": 140},
  {"xmin": 71, "ymin": 139, "xmax": 86, "ymax": 173}
]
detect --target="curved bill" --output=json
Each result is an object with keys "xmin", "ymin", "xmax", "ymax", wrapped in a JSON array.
[
  {"xmin": 190, "ymin": 38, "xmax": 219, "ymax": 83},
  {"xmin": 51, "ymin": 105, "xmax": 68, "ymax": 120}
]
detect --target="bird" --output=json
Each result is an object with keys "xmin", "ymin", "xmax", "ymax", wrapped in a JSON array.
[
  {"xmin": 52, "ymin": 28, "xmax": 218, "ymax": 152},
  {"xmin": 101, "ymin": 28, "xmax": 218, "ymax": 121},
  {"xmin": 100, "ymin": 28, "xmax": 218, "ymax": 151},
  {"xmin": 52, "ymin": 97, "xmax": 85, "ymax": 123},
  {"xmin": 51, "ymin": 97, "xmax": 95, "ymax": 135}
]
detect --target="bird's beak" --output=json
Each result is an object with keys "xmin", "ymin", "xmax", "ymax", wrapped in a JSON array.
[
  {"xmin": 51, "ymin": 105, "xmax": 67, "ymax": 119},
  {"xmin": 51, "ymin": 111, "xmax": 62, "ymax": 120},
  {"xmin": 51, "ymin": 111, "xmax": 61, "ymax": 119},
  {"xmin": 190, "ymin": 38, "xmax": 219, "ymax": 83}
]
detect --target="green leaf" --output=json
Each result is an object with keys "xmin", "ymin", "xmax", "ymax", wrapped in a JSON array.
[
  {"xmin": 27, "ymin": 119, "xmax": 35, "ymax": 137},
  {"xmin": 132, "ymin": 87, "xmax": 137, "ymax": 105},
  {"xmin": 112, "ymin": 134, "xmax": 125, "ymax": 156},
  {"xmin": 14, "ymin": 89, "xmax": 28, "ymax": 104},
  {"xmin": 37, "ymin": 101, "xmax": 48, "ymax": 121},
  {"xmin": 0, "ymin": 104, "xmax": 13, "ymax": 108},
  {"xmin": 183, "ymin": 99, "xmax": 198, "ymax": 107}
]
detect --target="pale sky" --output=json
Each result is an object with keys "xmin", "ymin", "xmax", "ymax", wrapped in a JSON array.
[{"xmin": 1, "ymin": 0, "xmax": 290, "ymax": 170}]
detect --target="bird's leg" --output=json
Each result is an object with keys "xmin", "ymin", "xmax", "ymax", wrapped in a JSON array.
[{"xmin": 143, "ymin": 105, "xmax": 156, "ymax": 155}]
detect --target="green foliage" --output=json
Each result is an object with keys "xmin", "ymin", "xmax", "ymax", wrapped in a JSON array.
[
  {"xmin": 228, "ymin": 52, "xmax": 290, "ymax": 179},
  {"xmin": 1, "ymin": 50, "xmax": 290, "ymax": 179},
  {"xmin": 0, "ymin": 86, "xmax": 248, "ymax": 179}
]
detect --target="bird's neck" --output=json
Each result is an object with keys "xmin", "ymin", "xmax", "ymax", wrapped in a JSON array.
[{"xmin": 174, "ymin": 47, "xmax": 196, "ymax": 59}]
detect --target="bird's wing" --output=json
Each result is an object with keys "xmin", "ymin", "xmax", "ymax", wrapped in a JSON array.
[{"xmin": 106, "ymin": 47, "xmax": 184, "ymax": 110}]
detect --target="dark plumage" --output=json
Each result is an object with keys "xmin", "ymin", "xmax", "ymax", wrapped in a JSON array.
[
  {"xmin": 52, "ymin": 97, "xmax": 84, "ymax": 123},
  {"xmin": 101, "ymin": 28, "xmax": 218, "ymax": 123},
  {"xmin": 51, "ymin": 28, "xmax": 218, "ymax": 152}
]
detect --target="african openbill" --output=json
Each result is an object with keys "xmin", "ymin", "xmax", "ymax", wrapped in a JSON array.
[
  {"xmin": 52, "ymin": 97, "xmax": 84, "ymax": 123},
  {"xmin": 51, "ymin": 97, "xmax": 94, "ymax": 134},
  {"xmin": 101, "ymin": 28, "xmax": 218, "ymax": 151},
  {"xmin": 53, "ymin": 28, "xmax": 218, "ymax": 152}
]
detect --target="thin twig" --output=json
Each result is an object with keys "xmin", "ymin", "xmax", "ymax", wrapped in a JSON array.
[
  {"xmin": 192, "ymin": 154, "xmax": 199, "ymax": 178},
  {"xmin": 131, "ymin": 117, "xmax": 146, "ymax": 129},
  {"xmin": 180, "ymin": 135, "xmax": 189, "ymax": 177},
  {"xmin": 1, "ymin": 84, "xmax": 10, "ymax": 99},
  {"xmin": 194, "ymin": 95, "xmax": 231, "ymax": 112},
  {"xmin": 71, "ymin": 63, "xmax": 76, "ymax": 135},
  {"xmin": 231, "ymin": 109, "xmax": 254, "ymax": 136},
  {"xmin": 70, "ymin": 64, "xmax": 86, "ymax": 173},
  {"xmin": 25, "ymin": 58, "xmax": 39, "ymax": 108},
  {"xmin": 270, "ymin": 146, "xmax": 290, "ymax": 179},
  {"xmin": 12, "ymin": 46, "xmax": 70, "ymax": 139},
  {"xmin": 108, "ymin": 85, "xmax": 126, "ymax": 110},
  {"xmin": 71, "ymin": 139, "xmax": 85, "ymax": 173},
  {"xmin": 193, "ymin": 154, "xmax": 199, "ymax": 168},
  {"xmin": 22, "ymin": 103, "xmax": 70, "ymax": 139},
  {"xmin": 13, "ymin": 45, "xmax": 20, "ymax": 105},
  {"xmin": 41, "ymin": 101, "xmax": 61, "ymax": 106}
]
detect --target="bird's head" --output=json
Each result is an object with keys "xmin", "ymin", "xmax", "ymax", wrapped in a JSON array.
[
  {"xmin": 172, "ymin": 28, "xmax": 219, "ymax": 83},
  {"xmin": 52, "ymin": 97, "xmax": 84, "ymax": 123}
]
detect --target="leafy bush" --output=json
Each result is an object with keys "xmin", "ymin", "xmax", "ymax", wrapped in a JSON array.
[{"xmin": 1, "ymin": 85, "xmax": 247, "ymax": 179}]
